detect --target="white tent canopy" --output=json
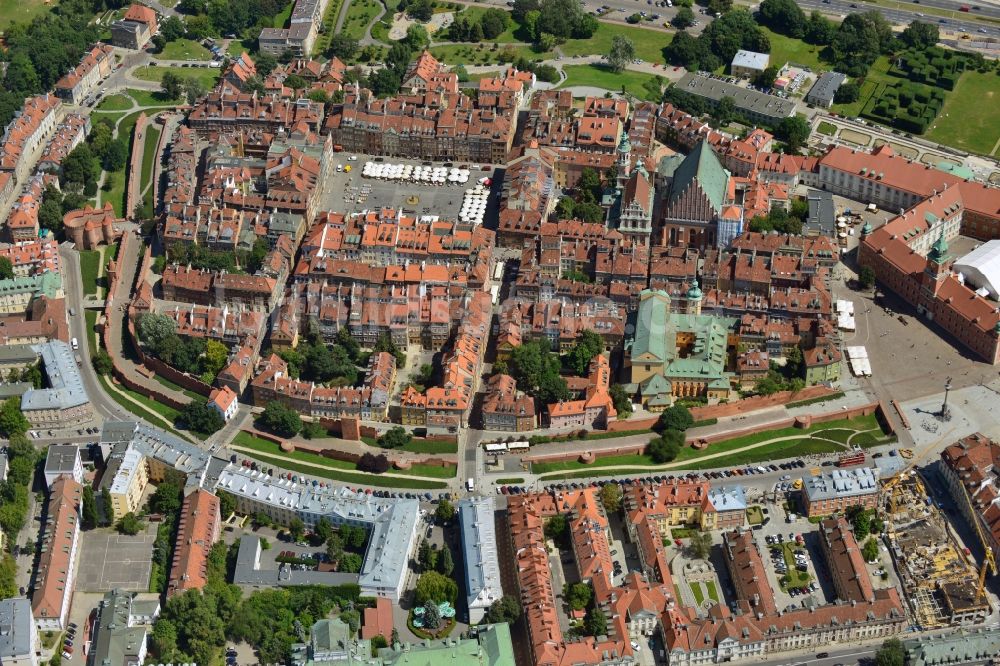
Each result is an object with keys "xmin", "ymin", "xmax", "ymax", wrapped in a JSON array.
[{"xmin": 953, "ymin": 240, "xmax": 1000, "ymax": 300}]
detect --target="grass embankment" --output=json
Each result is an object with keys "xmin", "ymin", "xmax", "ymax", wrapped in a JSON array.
[
  {"xmin": 232, "ymin": 432, "xmax": 451, "ymax": 488},
  {"xmin": 132, "ymin": 65, "xmax": 221, "ymax": 89},
  {"xmin": 558, "ymin": 64, "xmax": 664, "ymax": 100},
  {"xmin": 532, "ymin": 414, "xmax": 888, "ymax": 475},
  {"xmin": 341, "ymin": 0, "xmax": 381, "ymax": 40}
]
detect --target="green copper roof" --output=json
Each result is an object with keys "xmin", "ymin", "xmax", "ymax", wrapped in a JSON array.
[
  {"xmin": 687, "ymin": 279, "xmax": 703, "ymax": 300},
  {"xmin": 618, "ymin": 134, "xmax": 632, "ymax": 154},
  {"xmin": 631, "ymin": 290, "xmax": 670, "ymax": 361},
  {"xmin": 669, "ymin": 140, "xmax": 729, "ymax": 213},
  {"xmin": 377, "ymin": 624, "xmax": 515, "ymax": 666},
  {"xmin": 929, "ymin": 231, "xmax": 949, "ymax": 264},
  {"xmin": 861, "ymin": 220, "xmax": 873, "ymax": 235}
]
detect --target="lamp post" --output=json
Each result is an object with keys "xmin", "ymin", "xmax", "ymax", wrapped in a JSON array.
[{"xmin": 940, "ymin": 377, "xmax": 953, "ymax": 421}]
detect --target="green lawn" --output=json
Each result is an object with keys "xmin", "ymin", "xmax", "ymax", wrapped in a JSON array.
[
  {"xmin": 96, "ymin": 94, "xmax": 133, "ymax": 112},
  {"xmin": 227, "ymin": 38, "xmax": 257, "ymax": 58},
  {"xmin": 817, "ymin": 121, "xmax": 838, "ymax": 136},
  {"xmin": 430, "ymin": 43, "xmax": 550, "ymax": 66},
  {"xmin": 126, "ymin": 88, "xmax": 180, "ymax": 107},
  {"xmin": 234, "ymin": 446, "xmax": 449, "ymax": 489},
  {"xmin": 401, "ymin": 440, "xmax": 458, "ymax": 454},
  {"xmin": 558, "ymin": 64, "xmax": 664, "ymax": 100},
  {"xmin": 496, "ymin": 477, "xmax": 525, "ymax": 484},
  {"xmin": 234, "ymin": 432, "xmax": 457, "ymax": 480},
  {"xmin": 313, "ymin": 0, "xmax": 346, "ymax": 55},
  {"xmin": 133, "ymin": 65, "xmax": 221, "ymax": 90},
  {"xmin": 341, "ymin": 0, "xmax": 381, "ymax": 41},
  {"xmin": 535, "ymin": 415, "xmax": 885, "ymax": 475},
  {"xmin": 746, "ymin": 506, "xmax": 764, "ymax": 526},
  {"xmin": 157, "ymin": 39, "xmax": 213, "ymax": 61},
  {"xmin": 772, "ymin": 542, "xmax": 812, "ymax": 590},
  {"xmin": 559, "ymin": 22, "xmax": 672, "ymax": 63},
  {"xmin": 396, "ymin": 464, "xmax": 457, "ymax": 479},
  {"xmin": 140, "ymin": 125, "xmax": 161, "ymax": 198},
  {"xmin": 85, "ymin": 310, "xmax": 98, "ymax": 355},
  {"xmin": 759, "ymin": 26, "xmax": 830, "ymax": 71},
  {"xmin": 706, "ymin": 581, "xmax": 719, "ymax": 602},
  {"xmin": 273, "ymin": 0, "xmax": 293, "ymax": 27},
  {"xmin": 80, "ymin": 250, "xmax": 101, "ymax": 296},
  {"xmin": 96, "ymin": 374, "xmax": 190, "ymax": 440},
  {"xmin": 690, "ymin": 583, "xmax": 705, "ymax": 605},
  {"xmin": 0, "ymin": 0, "xmax": 54, "ymax": 30},
  {"xmin": 925, "ymin": 70, "xmax": 1000, "ymax": 156},
  {"xmin": 152, "ymin": 374, "xmax": 204, "ymax": 402},
  {"xmin": 449, "ymin": 6, "xmax": 528, "ymax": 42}
]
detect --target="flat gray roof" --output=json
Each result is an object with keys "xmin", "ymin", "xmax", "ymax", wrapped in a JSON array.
[
  {"xmin": 0, "ymin": 598, "xmax": 34, "ymax": 660},
  {"xmin": 0, "ymin": 344, "xmax": 39, "ymax": 363},
  {"xmin": 21, "ymin": 340, "xmax": 90, "ymax": 411},
  {"xmin": 44, "ymin": 445, "xmax": 79, "ymax": 474},
  {"xmin": 233, "ymin": 535, "xmax": 360, "ymax": 587},
  {"xmin": 804, "ymin": 467, "xmax": 878, "ymax": 502},
  {"xmin": 806, "ymin": 71, "xmax": 847, "ymax": 105},
  {"xmin": 458, "ymin": 497, "xmax": 503, "ymax": 614},
  {"xmin": 677, "ymin": 73, "xmax": 797, "ymax": 120}
]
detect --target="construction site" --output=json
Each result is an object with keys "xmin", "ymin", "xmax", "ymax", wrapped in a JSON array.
[{"xmin": 883, "ymin": 471, "xmax": 991, "ymax": 629}]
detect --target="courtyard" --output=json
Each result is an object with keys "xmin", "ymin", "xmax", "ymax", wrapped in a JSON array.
[{"xmin": 75, "ymin": 524, "xmax": 157, "ymax": 592}]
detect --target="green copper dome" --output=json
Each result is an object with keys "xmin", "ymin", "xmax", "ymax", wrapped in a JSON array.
[
  {"xmin": 687, "ymin": 279, "xmax": 703, "ymax": 300},
  {"xmin": 861, "ymin": 220, "xmax": 873, "ymax": 236},
  {"xmin": 929, "ymin": 231, "xmax": 949, "ymax": 264},
  {"xmin": 618, "ymin": 134, "xmax": 632, "ymax": 154}
]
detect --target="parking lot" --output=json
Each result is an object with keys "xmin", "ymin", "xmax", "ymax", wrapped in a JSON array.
[
  {"xmin": 316, "ymin": 155, "xmax": 501, "ymax": 223},
  {"xmin": 75, "ymin": 525, "xmax": 156, "ymax": 592}
]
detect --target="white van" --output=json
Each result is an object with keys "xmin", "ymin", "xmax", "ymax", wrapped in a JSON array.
[
  {"xmin": 71, "ymin": 337, "xmax": 79, "ymax": 350},
  {"xmin": 466, "ymin": 478, "xmax": 475, "ymax": 492}
]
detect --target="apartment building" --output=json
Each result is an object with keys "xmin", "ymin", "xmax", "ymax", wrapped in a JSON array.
[
  {"xmin": 258, "ymin": 0, "xmax": 332, "ymax": 56},
  {"xmin": 480, "ymin": 374, "xmax": 537, "ymax": 432},
  {"xmin": 102, "ymin": 446, "xmax": 149, "ymax": 520},
  {"xmin": 37, "ymin": 114, "xmax": 89, "ymax": 173},
  {"xmin": 801, "ymin": 467, "xmax": 879, "ymax": 517},
  {"xmin": 54, "ymin": 44, "xmax": 114, "ymax": 105},
  {"xmin": 0, "ymin": 95, "xmax": 61, "ymax": 183},
  {"xmin": 43, "ymin": 445, "xmax": 83, "ymax": 489},
  {"xmin": 458, "ymin": 497, "xmax": 503, "ymax": 623},
  {"xmin": 167, "ymin": 489, "xmax": 222, "ymax": 598},
  {"xmin": 0, "ymin": 599, "xmax": 39, "ymax": 666},
  {"xmin": 32, "ymin": 476, "xmax": 83, "ymax": 630},
  {"xmin": 939, "ymin": 433, "xmax": 1000, "ymax": 558}
]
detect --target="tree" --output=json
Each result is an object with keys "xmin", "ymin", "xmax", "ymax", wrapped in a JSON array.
[
  {"xmin": 91, "ymin": 349, "xmax": 113, "ymax": 375},
  {"xmin": 607, "ymin": 35, "xmax": 636, "ymax": 73},
  {"xmin": 609, "ymin": 384, "xmax": 632, "ymax": 419},
  {"xmin": 161, "ymin": 70, "xmax": 184, "ymax": 100},
  {"xmin": 180, "ymin": 401, "xmax": 225, "ymax": 435},
  {"xmin": 689, "ymin": 532, "xmax": 713, "ymax": 559},
  {"xmin": 414, "ymin": 571, "xmax": 458, "ymax": 605},
  {"xmin": 289, "ymin": 518, "xmax": 306, "ymax": 541},
  {"xmin": 672, "ymin": 6, "xmax": 695, "ymax": 27},
  {"xmin": 862, "ymin": 537, "xmax": 880, "ymax": 563},
  {"xmin": 203, "ymin": 339, "xmax": 229, "ymax": 378},
  {"xmin": 418, "ymin": 540, "xmax": 439, "ymax": 572},
  {"xmin": 564, "ymin": 330, "xmax": 604, "ymax": 376},
  {"xmin": 752, "ymin": 65, "xmax": 780, "ymax": 89},
  {"xmin": 185, "ymin": 14, "xmax": 214, "ymax": 39},
  {"xmin": 758, "ymin": 0, "xmax": 806, "ymax": 37},
  {"xmin": 148, "ymin": 482, "xmax": 183, "ymax": 515},
  {"xmin": 82, "ymin": 486, "xmax": 98, "ymax": 529},
  {"xmin": 508, "ymin": 340, "xmax": 568, "ymax": 404},
  {"xmin": 435, "ymin": 498, "xmax": 455, "ymax": 522},
  {"xmin": 804, "ymin": 10, "xmax": 836, "ymax": 45},
  {"xmin": 659, "ymin": 405, "xmax": 694, "ymax": 432},
  {"xmin": 260, "ymin": 402, "xmax": 301, "ymax": 437},
  {"xmin": 406, "ymin": 0, "xmax": 434, "ymax": 20},
  {"xmin": 357, "ymin": 453, "xmax": 391, "ymax": 473},
  {"xmin": 437, "ymin": 547, "xmax": 454, "ymax": 576},
  {"xmin": 161, "ymin": 16, "xmax": 187, "ymax": 41},
  {"xmin": 61, "ymin": 144, "xmax": 98, "ymax": 192},
  {"xmin": 544, "ymin": 514, "xmax": 567, "ymax": 540},
  {"xmin": 116, "ymin": 512, "xmax": 143, "ymax": 535},
  {"xmin": 0, "ymin": 397, "xmax": 30, "ymax": 437},
  {"xmin": 512, "ymin": 0, "xmax": 539, "ymax": 21},
  {"xmin": 378, "ymin": 426, "xmax": 412, "ymax": 449},
  {"xmin": 181, "ymin": 77, "xmax": 207, "ymax": 105},
  {"xmin": 565, "ymin": 582, "xmax": 593, "ymax": 610},
  {"xmin": 139, "ymin": 312, "xmax": 178, "ymax": 349},
  {"xmin": 876, "ymin": 639, "xmax": 905, "ymax": 666},
  {"xmin": 422, "ymin": 600, "xmax": 442, "ymax": 630},
  {"xmin": 338, "ymin": 553, "xmax": 363, "ymax": 573},
  {"xmin": 254, "ymin": 52, "xmax": 278, "ymax": 77},
  {"xmin": 832, "ymin": 11, "xmax": 893, "ymax": 77},
  {"xmin": 480, "ymin": 8, "xmax": 510, "ymax": 38},
  {"xmin": 850, "ymin": 507, "xmax": 872, "ymax": 541},
  {"xmin": 217, "ymin": 490, "xmax": 236, "ymax": 519},
  {"xmin": 0, "ymin": 257, "xmax": 13, "ymax": 281},
  {"xmin": 900, "ymin": 20, "xmax": 939, "ymax": 48},
  {"xmin": 484, "ymin": 596, "xmax": 521, "ymax": 624},
  {"xmin": 776, "ymin": 115, "xmax": 811, "ymax": 154},
  {"xmin": 284, "ymin": 74, "xmax": 307, "ymax": 91},
  {"xmin": 584, "ymin": 607, "xmax": 607, "ymax": 637},
  {"xmin": 0, "ymin": 553, "xmax": 17, "ymax": 600},
  {"xmin": 600, "ymin": 483, "xmax": 623, "ymax": 513},
  {"xmin": 328, "ymin": 34, "xmax": 359, "ymax": 60},
  {"xmin": 649, "ymin": 430, "xmax": 684, "ymax": 463},
  {"xmin": 708, "ymin": 0, "xmax": 732, "ymax": 14},
  {"xmin": 859, "ymin": 266, "xmax": 876, "ymax": 290},
  {"xmin": 834, "ymin": 81, "xmax": 860, "ymax": 104}
]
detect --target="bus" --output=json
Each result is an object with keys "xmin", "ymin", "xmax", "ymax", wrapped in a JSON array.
[
  {"xmin": 508, "ymin": 441, "xmax": 530, "ymax": 451},
  {"xmin": 484, "ymin": 442, "xmax": 508, "ymax": 454}
]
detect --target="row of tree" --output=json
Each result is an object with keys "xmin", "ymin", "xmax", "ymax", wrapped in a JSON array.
[{"xmin": 137, "ymin": 313, "xmax": 231, "ymax": 383}]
